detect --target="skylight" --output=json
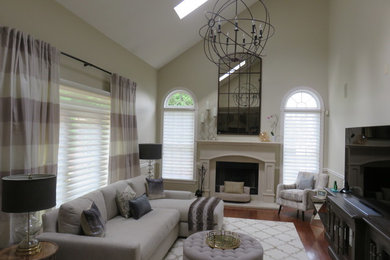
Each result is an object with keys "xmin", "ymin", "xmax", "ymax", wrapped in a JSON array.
[
  {"xmin": 219, "ymin": 61, "xmax": 246, "ymax": 81},
  {"xmin": 174, "ymin": 0, "xmax": 209, "ymax": 19}
]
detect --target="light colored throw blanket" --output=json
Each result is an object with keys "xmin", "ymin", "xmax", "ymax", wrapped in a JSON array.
[{"xmin": 188, "ymin": 197, "xmax": 221, "ymax": 231}]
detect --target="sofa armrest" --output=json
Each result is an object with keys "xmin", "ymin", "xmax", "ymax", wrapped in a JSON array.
[
  {"xmin": 276, "ymin": 183, "xmax": 297, "ymax": 199},
  {"xmin": 164, "ymin": 190, "xmax": 194, "ymax": 200},
  {"xmin": 37, "ymin": 232, "xmax": 140, "ymax": 260},
  {"xmin": 42, "ymin": 208, "xmax": 59, "ymax": 232},
  {"xmin": 302, "ymin": 189, "xmax": 317, "ymax": 210}
]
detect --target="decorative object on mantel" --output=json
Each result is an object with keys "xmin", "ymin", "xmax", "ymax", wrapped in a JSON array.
[
  {"xmin": 195, "ymin": 163, "xmax": 207, "ymax": 197},
  {"xmin": 259, "ymin": 131, "xmax": 270, "ymax": 142},
  {"xmin": 267, "ymin": 114, "xmax": 279, "ymax": 141},
  {"xmin": 199, "ymin": 0, "xmax": 275, "ymax": 68},
  {"xmin": 199, "ymin": 103, "xmax": 217, "ymax": 140},
  {"xmin": 1, "ymin": 174, "xmax": 56, "ymax": 256},
  {"xmin": 139, "ymin": 144, "xmax": 162, "ymax": 178}
]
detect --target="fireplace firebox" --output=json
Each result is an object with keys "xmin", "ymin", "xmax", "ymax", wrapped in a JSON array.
[{"xmin": 215, "ymin": 161, "xmax": 258, "ymax": 194}]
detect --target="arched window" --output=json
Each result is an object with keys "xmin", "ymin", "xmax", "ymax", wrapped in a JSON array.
[
  {"xmin": 282, "ymin": 88, "xmax": 323, "ymax": 184},
  {"xmin": 162, "ymin": 90, "xmax": 195, "ymax": 180}
]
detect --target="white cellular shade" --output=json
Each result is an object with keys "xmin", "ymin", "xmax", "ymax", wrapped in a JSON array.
[
  {"xmin": 282, "ymin": 90, "xmax": 322, "ymax": 184},
  {"xmin": 162, "ymin": 110, "xmax": 195, "ymax": 180},
  {"xmin": 57, "ymin": 85, "xmax": 110, "ymax": 206}
]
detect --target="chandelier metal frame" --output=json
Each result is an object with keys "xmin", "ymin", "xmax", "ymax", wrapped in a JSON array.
[{"xmin": 199, "ymin": 0, "xmax": 275, "ymax": 68}]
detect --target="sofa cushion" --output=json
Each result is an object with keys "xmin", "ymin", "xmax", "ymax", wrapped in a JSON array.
[
  {"xmin": 127, "ymin": 175, "xmax": 147, "ymax": 197},
  {"xmin": 280, "ymin": 189, "xmax": 304, "ymax": 202},
  {"xmin": 105, "ymin": 208, "xmax": 180, "ymax": 260},
  {"xmin": 146, "ymin": 178, "xmax": 165, "ymax": 200},
  {"xmin": 150, "ymin": 198, "xmax": 195, "ymax": 222},
  {"xmin": 82, "ymin": 190, "xmax": 108, "ymax": 223},
  {"xmin": 58, "ymin": 197, "xmax": 92, "ymax": 235},
  {"xmin": 129, "ymin": 194, "xmax": 152, "ymax": 219},
  {"xmin": 149, "ymin": 198, "xmax": 221, "ymax": 225},
  {"xmin": 80, "ymin": 202, "xmax": 105, "ymax": 237},
  {"xmin": 100, "ymin": 180, "xmax": 129, "ymax": 220},
  {"xmin": 116, "ymin": 185, "xmax": 137, "ymax": 218}
]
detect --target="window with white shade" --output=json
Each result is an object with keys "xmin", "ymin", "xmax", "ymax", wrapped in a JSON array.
[
  {"xmin": 282, "ymin": 89, "xmax": 323, "ymax": 184},
  {"xmin": 57, "ymin": 84, "xmax": 110, "ymax": 206},
  {"xmin": 162, "ymin": 90, "xmax": 195, "ymax": 180}
]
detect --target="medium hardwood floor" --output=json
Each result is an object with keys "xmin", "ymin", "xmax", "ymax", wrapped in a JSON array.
[{"xmin": 224, "ymin": 206, "xmax": 331, "ymax": 260}]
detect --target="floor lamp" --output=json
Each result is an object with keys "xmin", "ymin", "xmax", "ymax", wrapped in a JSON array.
[
  {"xmin": 139, "ymin": 144, "xmax": 162, "ymax": 178},
  {"xmin": 2, "ymin": 174, "xmax": 56, "ymax": 256}
]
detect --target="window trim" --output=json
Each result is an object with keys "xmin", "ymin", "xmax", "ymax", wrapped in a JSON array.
[
  {"xmin": 160, "ymin": 88, "xmax": 198, "ymax": 181},
  {"xmin": 280, "ymin": 87, "xmax": 325, "ymax": 184}
]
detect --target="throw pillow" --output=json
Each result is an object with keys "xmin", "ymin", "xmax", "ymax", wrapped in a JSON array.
[
  {"xmin": 224, "ymin": 181, "xmax": 244, "ymax": 194},
  {"xmin": 80, "ymin": 202, "xmax": 105, "ymax": 237},
  {"xmin": 297, "ymin": 173, "xmax": 314, "ymax": 190},
  {"xmin": 129, "ymin": 194, "xmax": 152, "ymax": 219},
  {"xmin": 116, "ymin": 185, "xmax": 137, "ymax": 218},
  {"xmin": 146, "ymin": 178, "xmax": 165, "ymax": 200}
]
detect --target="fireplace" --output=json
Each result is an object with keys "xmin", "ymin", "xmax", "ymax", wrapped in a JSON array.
[
  {"xmin": 197, "ymin": 140, "xmax": 282, "ymax": 202},
  {"xmin": 215, "ymin": 161, "xmax": 259, "ymax": 194}
]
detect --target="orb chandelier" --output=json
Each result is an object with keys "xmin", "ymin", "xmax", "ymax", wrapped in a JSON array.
[{"xmin": 199, "ymin": 0, "xmax": 275, "ymax": 68}]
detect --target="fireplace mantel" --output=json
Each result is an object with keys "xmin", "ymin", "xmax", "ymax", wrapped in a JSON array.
[
  {"xmin": 197, "ymin": 140, "xmax": 281, "ymax": 162},
  {"xmin": 197, "ymin": 140, "xmax": 282, "ymax": 202}
]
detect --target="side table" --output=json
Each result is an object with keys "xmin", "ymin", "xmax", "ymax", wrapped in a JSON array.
[
  {"xmin": 310, "ymin": 195, "xmax": 326, "ymax": 223},
  {"xmin": 0, "ymin": 241, "xmax": 58, "ymax": 260}
]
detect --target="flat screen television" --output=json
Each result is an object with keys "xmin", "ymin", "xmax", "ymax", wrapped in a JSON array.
[{"xmin": 345, "ymin": 125, "xmax": 390, "ymax": 216}]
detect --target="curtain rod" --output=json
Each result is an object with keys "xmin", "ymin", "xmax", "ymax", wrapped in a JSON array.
[{"xmin": 60, "ymin": 52, "xmax": 112, "ymax": 75}]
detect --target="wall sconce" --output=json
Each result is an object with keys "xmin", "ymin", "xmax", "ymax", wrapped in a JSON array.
[
  {"xmin": 212, "ymin": 107, "xmax": 218, "ymax": 118},
  {"xmin": 200, "ymin": 113, "xmax": 205, "ymax": 124}
]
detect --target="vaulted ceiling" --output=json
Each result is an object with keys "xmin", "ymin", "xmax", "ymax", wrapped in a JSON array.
[{"xmin": 56, "ymin": 0, "xmax": 256, "ymax": 69}]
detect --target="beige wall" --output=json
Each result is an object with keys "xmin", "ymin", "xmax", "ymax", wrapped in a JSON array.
[
  {"xmin": 327, "ymin": 0, "xmax": 390, "ymax": 188},
  {"xmin": 158, "ymin": 0, "xmax": 329, "ymax": 189},
  {"xmin": 0, "ymin": 0, "xmax": 158, "ymax": 143}
]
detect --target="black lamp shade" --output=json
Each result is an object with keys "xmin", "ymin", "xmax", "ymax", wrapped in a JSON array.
[
  {"xmin": 2, "ymin": 174, "xmax": 56, "ymax": 213},
  {"xmin": 139, "ymin": 144, "xmax": 162, "ymax": 160}
]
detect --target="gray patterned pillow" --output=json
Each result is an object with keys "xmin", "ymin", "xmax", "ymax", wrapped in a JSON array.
[
  {"xmin": 80, "ymin": 202, "xmax": 105, "ymax": 237},
  {"xmin": 115, "ymin": 185, "xmax": 137, "ymax": 218},
  {"xmin": 146, "ymin": 178, "xmax": 165, "ymax": 200},
  {"xmin": 297, "ymin": 174, "xmax": 314, "ymax": 190}
]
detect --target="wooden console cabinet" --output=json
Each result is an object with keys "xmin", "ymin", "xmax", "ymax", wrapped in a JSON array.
[{"xmin": 323, "ymin": 189, "xmax": 390, "ymax": 260}]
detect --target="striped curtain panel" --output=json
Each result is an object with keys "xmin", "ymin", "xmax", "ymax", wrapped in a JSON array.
[
  {"xmin": 0, "ymin": 27, "xmax": 60, "ymax": 247},
  {"xmin": 109, "ymin": 74, "xmax": 140, "ymax": 183}
]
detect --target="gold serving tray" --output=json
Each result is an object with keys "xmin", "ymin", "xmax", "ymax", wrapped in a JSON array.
[{"xmin": 206, "ymin": 230, "xmax": 240, "ymax": 250}]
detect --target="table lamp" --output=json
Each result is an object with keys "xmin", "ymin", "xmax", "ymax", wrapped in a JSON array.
[
  {"xmin": 2, "ymin": 174, "xmax": 56, "ymax": 256},
  {"xmin": 139, "ymin": 144, "xmax": 162, "ymax": 178}
]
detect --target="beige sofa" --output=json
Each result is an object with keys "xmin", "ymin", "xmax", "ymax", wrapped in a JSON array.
[{"xmin": 37, "ymin": 175, "xmax": 224, "ymax": 260}]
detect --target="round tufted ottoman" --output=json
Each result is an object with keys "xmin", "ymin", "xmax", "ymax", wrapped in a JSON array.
[{"xmin": 183, "ymin": 231, "xmax": 263, "ymax": 260}]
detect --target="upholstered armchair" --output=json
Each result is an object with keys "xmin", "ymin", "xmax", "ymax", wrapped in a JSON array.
[{"xmin": 276, "ymin": 172, "xmax": 329, "ymax": 221}]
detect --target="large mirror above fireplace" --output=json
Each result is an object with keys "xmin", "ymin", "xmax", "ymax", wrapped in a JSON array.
[{"xmin": 217, "ymin": 55, "xmax": 262, "ymax": 135}]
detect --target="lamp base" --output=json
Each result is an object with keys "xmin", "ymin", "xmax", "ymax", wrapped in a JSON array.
[{"xmin": 16, "ymin": 237, "xmax": 41, "ymax": 256}]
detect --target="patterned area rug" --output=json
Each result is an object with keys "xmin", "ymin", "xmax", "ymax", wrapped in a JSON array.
[{"xmin": 164, "ymin": 217, "xmax": 308, "ymax": 260}]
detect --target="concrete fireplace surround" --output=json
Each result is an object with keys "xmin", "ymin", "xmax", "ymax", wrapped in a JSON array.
[{"xmin": 197, "ymin": 140, "xmax": 282, "ymax": 203}]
